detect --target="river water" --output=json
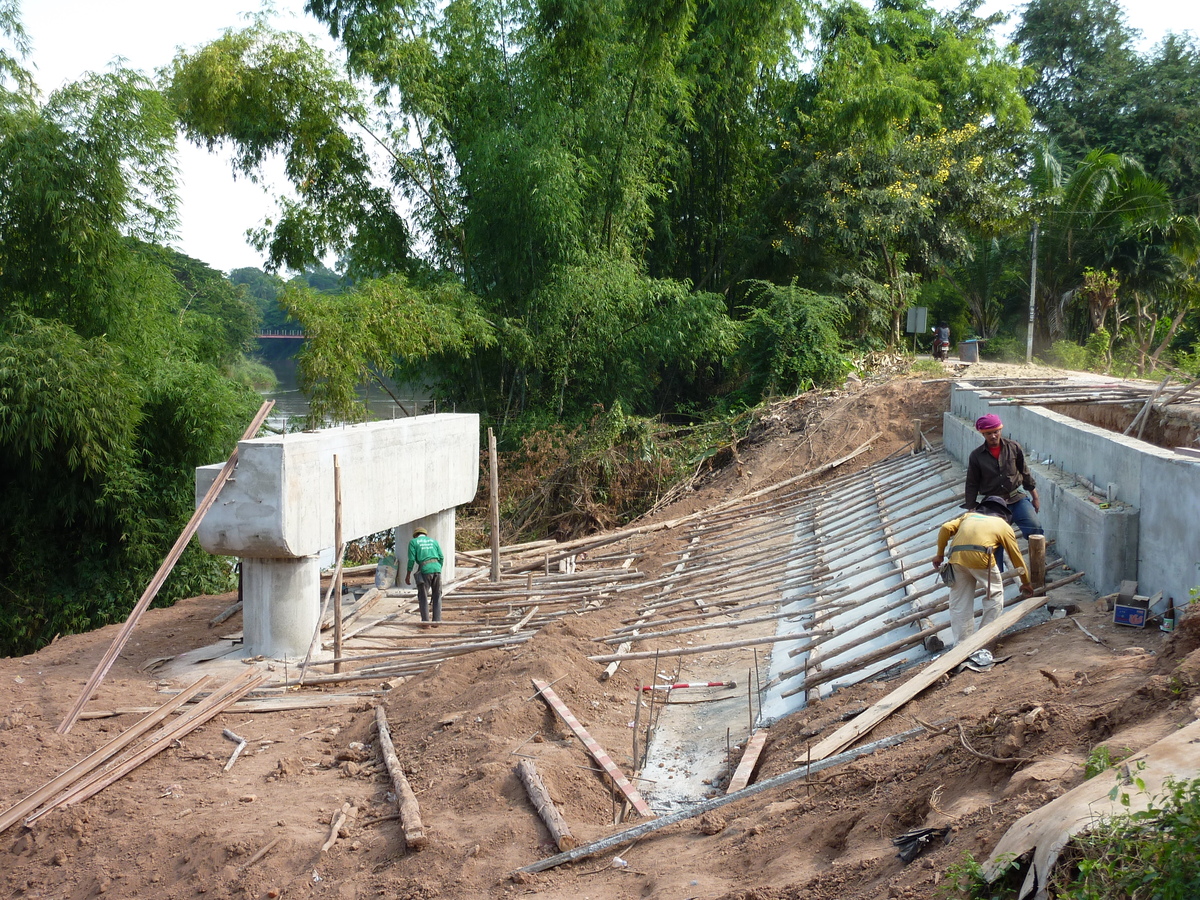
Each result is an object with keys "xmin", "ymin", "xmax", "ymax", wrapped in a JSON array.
[{"xmin": 258, "ymin": 354, "xmax": 429, "ymax": 430}]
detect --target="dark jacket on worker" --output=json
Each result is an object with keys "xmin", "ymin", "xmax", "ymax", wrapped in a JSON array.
[{"xmin": 965, "ymin": 437, "xmax": 1036, "ymax": 510}]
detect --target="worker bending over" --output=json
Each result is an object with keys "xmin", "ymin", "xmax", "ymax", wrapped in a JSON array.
[{"xmin": 933, "ymin": 496, "xmax": 1033, "ymax": 647}]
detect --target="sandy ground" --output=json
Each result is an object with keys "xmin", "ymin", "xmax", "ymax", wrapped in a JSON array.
[{"xmin": 3, "ymin": 363, "xmax": 1199, "ymax": 900}]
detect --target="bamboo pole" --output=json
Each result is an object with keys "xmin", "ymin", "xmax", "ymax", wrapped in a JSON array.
[
  {"xmin": 780, "ymin": 569, "xmax": 1029, "ymax": 690},
  {"xmin": 516, "ymin": 758, "xmax": 576, "ymax": 851},
  {"xmin": 333, "ymin": 455, "xmax": 344, "ymax": 674},
  {"xmin": 1124, "ymin": 376, "xmax": 1171, "ymax": 437},
  {"xmin": 587, "ymin": 627, "xmax": 818, "ymax": 664},
  {"xmin": 0, "ymin": 676, "xmax": 214, "ymax": 836},
  {"xmin": 513, "ymin": 726, "xmax": 925, "ymax": 874},
  {"xmin": 801, "ymin": 573, "xmax": 1085, "ymax": 763},
  {"xmin": 505, "ymin": 439, "xmax": 878, "ymax": 574},
  {"xmin": 32, "ymin": 670, "xmax": 265, "ymax": 823},
  {"xmin": 374, "ymin": 705, "xmax": 427, "ymax": 849},
  {"xmin": 57, "ymin": 400, "xmax": 274, "ymax": 734}
]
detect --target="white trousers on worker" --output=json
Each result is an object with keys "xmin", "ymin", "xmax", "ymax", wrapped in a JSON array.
[{"xmin": 948, "ymin": 562, "xmax": 1004, "ymax": 646}]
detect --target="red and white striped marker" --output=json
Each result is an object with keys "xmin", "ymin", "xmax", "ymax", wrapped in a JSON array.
[
  {"xmin": 640, "ymin": 681, "xmax": 736, "ymax": 692},
  {"xmin": 531, "ymin": 678, "xmax": 653, "ymax": 817}
]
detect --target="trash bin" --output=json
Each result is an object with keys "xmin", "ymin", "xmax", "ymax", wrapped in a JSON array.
[{"xmin": 958, "ymin": 340, "xmax": 979, "ymax": 363}]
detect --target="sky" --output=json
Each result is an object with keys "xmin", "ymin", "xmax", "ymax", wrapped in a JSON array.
[
  {"xmin": 18, "ymin": 0, "xmax": 1200, "ymax": 276},
  {"xmin": 22, "ymin": 0, "xmax": 327, "ymax": 275}
]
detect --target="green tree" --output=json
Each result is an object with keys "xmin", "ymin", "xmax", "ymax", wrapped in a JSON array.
[
  {"xmin": 770, "ymin": 0, "xmax": 1030, "ymax": 345},
  {"xmin": 231, "ymin": 266, "xmax": 289, "ymax": 330},
  {"xmin": 1029, "ymin": 146, "xmax": 1200, "ymax": 367},
  {"xmin": 0, "ymin": 14, "xmax": 260, "ymax": 654},
  {"xmin": 1111, "ymin": 35, "xmax": 1200, "ymax": 217},
  {"xmin": 167, "ymin": 2, "xmax": 743, "ymax": 425},
  {"xmin": 647, "ymin": 0, "xmax": 807, "ymax": 296},
  {"xmin": 740, "ymin": 280, "xmax": 851, "ymax": 396},
  {"xmin": 1015, "ymin": 0, "xmax": 1138, "ymax": 164}
]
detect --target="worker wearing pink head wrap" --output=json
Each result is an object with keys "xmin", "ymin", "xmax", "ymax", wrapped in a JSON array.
[{"xmin": 965, "ymin": 414, "xmax": 1044, "ymax": 542}]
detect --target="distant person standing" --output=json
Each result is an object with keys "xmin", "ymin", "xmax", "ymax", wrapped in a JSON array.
[
  {"xmin": 405, "ymin": 527, "xmax": 444, "ymax": 623},
  {"xmin": 933, "ymin": 496, "xmax": 1033, "ymax": 646},
  {"xmin": 965, "ymin": 414, "xmax": 1044, "ymax": 541}
]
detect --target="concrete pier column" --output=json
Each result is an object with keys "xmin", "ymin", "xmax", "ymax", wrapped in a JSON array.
[
  {"xmin": 396, "ymin": 509, "xmax": 456, "ymax": 582},
  {"xmin": 241, "ymin": 556, "xmax": 322, "ymax": 660}
]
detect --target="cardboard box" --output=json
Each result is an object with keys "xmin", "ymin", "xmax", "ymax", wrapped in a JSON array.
[{"xmin": 1114, "ymin": 598, "xmax": 1149, "ymax": 628}]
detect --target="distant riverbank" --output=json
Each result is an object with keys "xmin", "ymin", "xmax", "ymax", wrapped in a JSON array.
[{"xmin": 256, "ymin": 352, "xmax": 428, "ymax": 429}]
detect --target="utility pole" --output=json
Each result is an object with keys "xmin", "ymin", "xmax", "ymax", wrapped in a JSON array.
[{"xmin": 1026, "ymin": 221, "xmax": 1039, "ymax": 364}]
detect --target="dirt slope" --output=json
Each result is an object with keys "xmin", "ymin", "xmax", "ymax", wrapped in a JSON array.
[{"xmin": 2, "ymin": 368, "xmax": 1198, "ymax": 900}]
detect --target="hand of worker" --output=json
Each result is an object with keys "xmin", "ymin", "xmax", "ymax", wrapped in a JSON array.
[
  {"xmin": 1020, "ymin": 583, "xmax": 1035, "ymax": 596},
  {"xmin": 932, "ymin": 556, "xmax": 943, "ymax": 570},
  {"xmin": 405, "ymin": 573, "xmax": 411, "ymax": 585}
]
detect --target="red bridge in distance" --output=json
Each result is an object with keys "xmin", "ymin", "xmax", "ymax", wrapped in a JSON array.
[{"xmin": 256, "ymin": 330, "xmax": 306, "ymax": 339}]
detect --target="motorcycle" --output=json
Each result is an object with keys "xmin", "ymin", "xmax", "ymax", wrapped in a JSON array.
[{"xmin": 931, "ymin": 329, "xmax": 950, "ymax": 361}]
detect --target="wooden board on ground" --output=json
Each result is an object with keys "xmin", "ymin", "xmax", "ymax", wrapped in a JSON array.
[
  {"xmin": 531, "ymin": 678, "xmax": 653, "ymax": 818},
  {"xmin": 726, "ymin": 730, "xmax": 768, "ymax": 794},
  {"xmin": 985, "ymin": 717, "xmax": 1200, "ymax": 900},
  {"xmin": 801, "ymin": 584, "xmax": 1074, "ymax": 763}
]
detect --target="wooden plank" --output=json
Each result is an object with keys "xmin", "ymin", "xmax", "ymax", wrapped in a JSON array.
[
  {"xmin": 57, "ymin": 400, "xmax": 274, "ymax": 734},
  {"xmin": 800, "ymin": 576, "xmax": 1082, "ymax": 763},
  {"xmin": 726, "ymin": 730, "xmax": 768, "ymax": 794},
  {"xmin": 531, "ymin": 679, "xmax": 653, "ymax": 818}
]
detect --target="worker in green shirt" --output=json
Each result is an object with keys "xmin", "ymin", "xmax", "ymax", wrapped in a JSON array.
[{"xmin": 405, "ymin": 527, "xmax": 445, "ymax": 623}]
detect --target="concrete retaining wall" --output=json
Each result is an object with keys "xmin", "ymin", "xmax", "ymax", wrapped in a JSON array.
[{"xmin": 946, "ymin": 385, "xmax": 1200, "ymax": 604}]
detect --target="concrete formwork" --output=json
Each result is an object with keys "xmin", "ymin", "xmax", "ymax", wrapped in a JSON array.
[
  {"xmin": 946, "ymin": 383, "xmax": 1200, "ymax": 603},
  {"xmin": 196, "ymin": 414, "xmax": 480, "ymax": 659}
]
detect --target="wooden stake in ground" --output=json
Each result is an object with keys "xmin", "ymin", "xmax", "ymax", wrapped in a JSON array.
[
  {"xmin": 516, "ymin": 758, "xmax": 576, "ymax": 851},
  {"xmin": 489, "ymin": 427, "xmax": 501, "ymax": 582},
  {"xmin": 333, "ymin": 454, "xmax": 344, "ymax": 673},
  {"xmin": 1028, "ymin": 534, "xmax": 1046, "ymax": 589},
  {"xmin": 374, "ymin": 705, "xmax": 427, "ymax": 850},
  {"xmin": 57, "ymin": 400, "xmax": 274, "ymax": 734},
  {"xmin": 530, "ymin": 679, "xmax": 653, "ymax": 818}
]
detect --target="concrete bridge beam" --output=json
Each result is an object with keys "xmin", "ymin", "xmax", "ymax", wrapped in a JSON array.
[{"xmin": 196, "ymin": 414, "xmax": 479, "ymax": 659}]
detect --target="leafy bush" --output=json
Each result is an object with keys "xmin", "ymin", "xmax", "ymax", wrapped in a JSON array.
[
  {"xmin": 1041, "ymin": 340, "xmax": 1089, "ymax": 371},
  {"xmin": 740, "ymin": 281, "xmax": 853, "ymax": 397},
  {"xmin": 1085, "ymin": 327, "xmax": 1112, "ymax": 371},
  {"xmin": 943, "ymin": 778, "xmax": 1200, "ymax": 899},
  {"xmin": 981, "ymin": 335, "xmax": 1025, "ymax": 363},
  {"xmin": 1050, "ymin": 777, "xmax": 1200, "ymax": 900}
]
